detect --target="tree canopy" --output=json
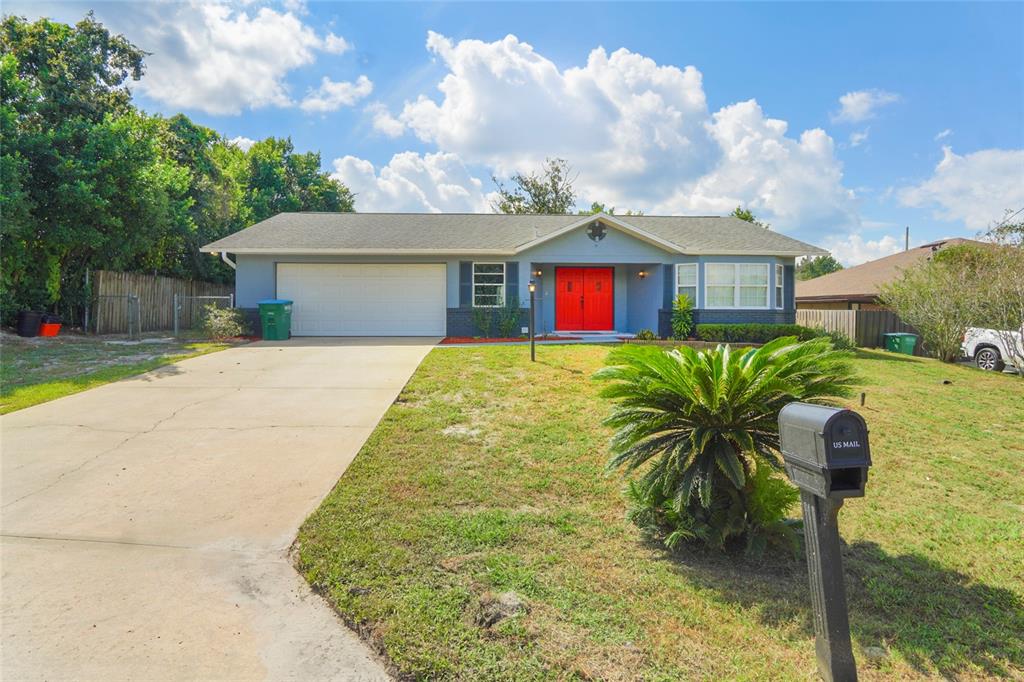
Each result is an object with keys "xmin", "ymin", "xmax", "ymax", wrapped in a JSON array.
[
  {"xmin": 796, "ymin": 254, "xmax": 844, "ymax": 280},
  {"xmin": 0, "ymin": 14, "xmax": 353, "ymax": 325},
  {"xmin": 578, "ymin": 202, "xmax": 644, "ymax": 216},
  {"xmin": 880, "ymin": 242, "xmax": 1024, "ymax": 366},
  {"xmin": 492, "ymin": 158, "xmax": 578, "ymax": 214},
  {"xmin": 730, "ymin": 206, "xmax": 771, "ymax": 230},
  {"xmin": 984, "ymin": 208, "xmax": 1024, "ymax": 246}
]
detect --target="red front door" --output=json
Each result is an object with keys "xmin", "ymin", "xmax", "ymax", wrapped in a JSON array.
[{"xmin": 555, "ymin": 267, "xmax": 614, "ymax": 331}]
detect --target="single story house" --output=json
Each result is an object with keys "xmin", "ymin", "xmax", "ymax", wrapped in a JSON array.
[
  {"xmin": 201, "ymin": 212, "xmax": 828, "ymax": 337},
  {"xmin": 796, "ymin": 237, "xmax": 981, "ymax": 310}
]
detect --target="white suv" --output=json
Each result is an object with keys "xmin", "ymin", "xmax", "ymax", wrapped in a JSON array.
[{"xmin": 961, "ymin": 326, "xmax": 1023, "ymax": 372}]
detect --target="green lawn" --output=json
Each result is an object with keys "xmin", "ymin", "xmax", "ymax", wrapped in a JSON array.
[
  {"xmin": 297, "ymin": 345, "xmax": 1024, "ymax": 681},
  {"xmin": 0, "ymin": 333, "xmax": 231, "ymax": 414}
]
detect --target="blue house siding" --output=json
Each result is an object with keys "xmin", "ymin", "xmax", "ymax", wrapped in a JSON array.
[
  {"xmin": 519, "ymin": 225, "xmax": 671, "ymax": 334},
  {"xmin": 626, "ymin": 264, "xmax": 662, "ymax": 332},
  {"xmin": 231, "ymin": 226, "xmax": 801, "ymax": 337}
]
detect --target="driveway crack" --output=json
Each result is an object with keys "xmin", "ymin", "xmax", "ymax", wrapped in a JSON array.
[{"xmin": 2, "ymin": 388, "xmax": 238, "ymax": 509}]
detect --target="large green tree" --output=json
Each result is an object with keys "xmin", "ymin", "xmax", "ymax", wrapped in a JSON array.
[
  {"xmin": 492, "ymin": 158, "xmax": 578, "ymax": 214},
  {"xmin": 1, "ymin": 14, "xmax": 156, "ymax": 320},
  {"xmin": 244, "ymin": 138, "xmax": 354, "ymax": 223},
  {"xmin": 0, "ymin": 14, "xmax": 354, "ymax": 324},
  {"xmin": 797, "ymin": 254, "xmax": 844, "ymax": 280}
]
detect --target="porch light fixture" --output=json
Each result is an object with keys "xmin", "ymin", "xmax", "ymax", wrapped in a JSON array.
[
  {"xmin": 532, "ymin": 269, "xmax": 543, "ymax": 277},
  {"xmin": 638, "ymin": 270, "xmax": 647, "ymax": 280}
]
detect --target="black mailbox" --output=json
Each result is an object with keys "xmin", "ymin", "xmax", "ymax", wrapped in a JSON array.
[{"xmin": 779, "ymin": 403, "xmax": 871, "ymax": 500}]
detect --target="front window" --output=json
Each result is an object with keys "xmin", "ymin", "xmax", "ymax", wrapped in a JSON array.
[
  {"xmin": 473, "ymin": 262, "xmax": 505, "ymax": 307},
  {"xmin": 705, "ymin": 263, "xmax": 769, "ymax": 308},
  {"xmin": 675, "ymin": 263, "xmax": 697, "ymax": 303},
  {"xmin": 775, "ymin": 264, "xmax": 784, "ymax": 308}
]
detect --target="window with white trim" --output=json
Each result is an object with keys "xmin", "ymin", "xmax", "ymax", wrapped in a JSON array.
[
  {"xmin": 775, "ymin": 264, "xmax": 784, "ymax": 308},
  {"xmin": 675, "ymin": 263, "xmax": 697, "ymax": 304},
  {"xmin": 705, "ymin": 263, "xmax": 769, "ymax": 308},
  {"xmin": 472, "ymin": 262, "xmax": 505, "ymax": 307}
]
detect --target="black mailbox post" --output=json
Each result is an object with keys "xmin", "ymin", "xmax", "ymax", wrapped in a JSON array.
[{"xmin": 779, "ymin": 403, "xmax": 871, "ymax": 682}]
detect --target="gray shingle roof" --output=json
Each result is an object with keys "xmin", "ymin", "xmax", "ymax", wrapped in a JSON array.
[{"xmin": 201, "ymin": 212, "xmax": 828, "ymax": 256}]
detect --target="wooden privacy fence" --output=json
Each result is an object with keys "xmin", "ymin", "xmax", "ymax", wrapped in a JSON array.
[
  {"xmin": 91, "ymin": 270, "xmax": 233, "ymax": 334},
  {"xmin": 797, "ymin": 309, "xmax": 921, "ymax": 350}
]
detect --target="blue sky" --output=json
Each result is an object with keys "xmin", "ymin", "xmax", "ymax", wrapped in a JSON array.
[{"xmin": 9, "ymin": 1, "xmax": 1024, "ymax": 264}]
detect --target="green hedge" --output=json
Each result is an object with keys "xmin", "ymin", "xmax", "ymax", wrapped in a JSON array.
[{"xmin": 696, "ymin": 323, "xmax": 816, "ymax": 343}]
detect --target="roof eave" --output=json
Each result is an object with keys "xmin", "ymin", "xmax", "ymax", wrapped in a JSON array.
[
  {"xmin": 795, "ymin": 294, "xmax": 879, "ymax": 303},
  {"xmin": 199, "ymin": 247, "xmax": 517, "ymax": 256}
]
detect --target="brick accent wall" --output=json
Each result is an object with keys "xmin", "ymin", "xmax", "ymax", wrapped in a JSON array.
[
  {"xmin": 695, "ymin": 310, "xmax": 796, "ymax": 325},
  {"xmin": 658, "ymin": 309, "xmax": 797, "ymax": 338},
  {"xmin": 447, "ymin": 307, "xmax": 530, "ymax": 337}
]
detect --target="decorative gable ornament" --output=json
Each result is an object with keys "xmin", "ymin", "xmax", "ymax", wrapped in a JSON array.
[{"xmin": 587, "ymin": 222, "xmax": 607, "ymax": 243}]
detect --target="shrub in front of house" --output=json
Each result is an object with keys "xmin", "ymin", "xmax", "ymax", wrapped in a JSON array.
[
  {"xmin": 671, "ymin": 294, "xmax": 694, "ymax": 339},
  {"xmin": 634, "ymin": 328, "xmax": 657, "ymax": 340},
  {"xmin": 201, "ymin": 304, "xmax": 250, "ymax": 340},
  {"xmin": 496, "ymin": 297, "xmax": 523, "ymax": 337},
  {"xmin": 595, "ymin": 337, "xmax": 857, "ymax": 557},
  {"xmin": 696, "ymin": 323, "xmax": 816, "ymax": 344},
  {"xmin": 471, "ymin": 307, "xmax": 494, "ymax": 337}
]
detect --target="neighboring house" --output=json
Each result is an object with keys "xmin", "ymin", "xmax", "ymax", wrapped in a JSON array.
[
  {"xmin": 796, "ymin": 238, "xmax": 983, "ymax": 310},
  {"xmin": 201, "ymin": 212, "xmax": 827, "ymax": 337}
]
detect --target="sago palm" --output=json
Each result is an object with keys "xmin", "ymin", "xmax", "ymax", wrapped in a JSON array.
[{"xmin": 595, "ymin": 336, "xmax": 857, "ymax": 553}]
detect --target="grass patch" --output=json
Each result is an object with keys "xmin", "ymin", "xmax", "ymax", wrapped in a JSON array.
[
  {"xmin": 297, "ymin": 345, "xmax": 1024, "ymax": 680},
  {"xmin": 1, "ymin": 334, "xmax": 231, "ymax": 413}
]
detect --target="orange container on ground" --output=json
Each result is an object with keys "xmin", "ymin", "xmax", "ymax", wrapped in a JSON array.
[{"xmin": 39, "ymin": 322, "xmax": 61, "ymax": 336}]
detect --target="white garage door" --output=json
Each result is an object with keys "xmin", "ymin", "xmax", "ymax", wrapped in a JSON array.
[{"xmin": 276, "ymin": 263, "xmax": 446, "ymax": 336}]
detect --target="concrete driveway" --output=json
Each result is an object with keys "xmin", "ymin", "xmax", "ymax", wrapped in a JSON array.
[{"xmin": 1, "ymin": 337, "xmax": 437, "ymax": 681}]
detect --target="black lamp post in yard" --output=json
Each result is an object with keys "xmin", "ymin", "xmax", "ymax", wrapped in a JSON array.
[{"xmin": 528, "ymin": 279, "xmax": 536, "ymax": 362}]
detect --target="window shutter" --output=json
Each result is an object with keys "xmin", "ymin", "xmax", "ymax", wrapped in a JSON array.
[
  {"xmin": 459, "ymin": 261, "xmax": 472, "ymax": 307},
  {"xmin": 663, "ymin": 264, "xmax": 675, "ymax": 308},
  {"xmin": 784, "ymin": 265, "xmax": 795, "ymax": 311},
  {"xmin": 506, "ymin": 262, "xmax": 519, "ymax": 306}
]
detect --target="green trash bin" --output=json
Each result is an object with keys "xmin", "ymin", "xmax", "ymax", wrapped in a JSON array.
[
  {"xmin": 883, "ymin": 332, "xmax": 918, "ymax": 355},
  {"xmin": 258, "ymin": 299, "xmax": 293, "ymax": 340}
]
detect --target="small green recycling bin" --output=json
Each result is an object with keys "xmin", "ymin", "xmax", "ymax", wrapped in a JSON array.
[
  {"xmin": 258, "ymin": 299, "xmax": 293, "ymax": 340},
  {"xmin": 883, "ymin": 332, "xmax": 918, "ymax": 355}
]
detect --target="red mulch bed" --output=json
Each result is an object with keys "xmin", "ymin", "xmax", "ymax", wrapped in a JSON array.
[{"xmin": 440, "ymin": 335, "xmax": 581, "ymax": 344}]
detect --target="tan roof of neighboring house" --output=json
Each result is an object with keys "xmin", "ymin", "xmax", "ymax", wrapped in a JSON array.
[{"xmin": 796, "ymin": 238, "xmax": 983, "ymax": 302}]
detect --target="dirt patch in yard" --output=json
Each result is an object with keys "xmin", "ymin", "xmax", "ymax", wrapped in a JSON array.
[{"xmin": 1, "ymin": 329, "xmax": 240, "ymax": 413}]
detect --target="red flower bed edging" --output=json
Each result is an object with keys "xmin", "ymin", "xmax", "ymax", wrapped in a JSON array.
[{"xmin": 440, "ymin": 335, "xmax": 581, "ymax": 345}]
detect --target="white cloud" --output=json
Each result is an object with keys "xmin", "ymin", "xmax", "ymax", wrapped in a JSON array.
[
  {"xmin": 366, "ymin": 102, "xmax": 406, "ymax": 137},
  {"xmin": 323, "ymin": 33, "xmax": 352, "ymax": 54},
  {"xmin": 117, "ymin": 1, "xmax": 355, "ymax": 115},
  {"xmin": 899, "ymin": 146, "xmax": 1024, "ymax": 228},
  {"xmin": 654, "ymin": 101, "xmax": 859, "ymax": 231},
  {"xmin": 300, "ymin": 75, "xmax": 373, "ymax": 113},
  {"xmin": 849, "ymin": 129, "xmax": 869, "ymax": 147},
  {"xmin": 228, "ymin": 135, "xmax": 257, "ymax": 152},
  {"xmin": 831, "ymin": 89, "xmax": 900, "ymax": 123},
  {"xmin": 331, "ymin": 151, "xmax": 491, "ymax": 213},
  {"xmin": 935, "ymin": 128, "xmax": 953, "ymax": 141},
  {"xmin": 823, "ymin": 233, "xmax": 903, "ymax": 266},
  {"xmin": 376, "ymin": 32, "xmax": 857, "ymax": 234}
]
